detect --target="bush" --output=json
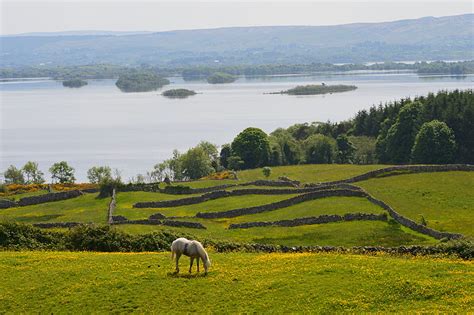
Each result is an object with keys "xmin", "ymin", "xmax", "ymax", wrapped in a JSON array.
[
  {"xmin": 0, "ymin": 222, "xmax": 65, "ymax": 250},
  {"xmin": 262, "ymin": 167, "xmax": 272, "ymax": 178},
  {"xmin": 163, "ymin": 185, "xmax": 192, "ymax": 194}
]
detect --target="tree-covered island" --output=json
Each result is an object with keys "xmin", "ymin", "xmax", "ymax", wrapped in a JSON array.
[
  {"xmin": 162, "ymin": 89, "xmax": 197, "ymax": 98},
  {"xmin": 206, "ymin": 72, "xmax": 237, "ymax": 84},
  {"xmin": 62, "ymin": 78, "xmax": 88, "ymax": 88},
  {"xmin": 115, "ymin": 72, "xmax": 170, "ymax": 92},
  {"xmin": 271, "ymin": 84, "xmax": 357, "ymax": 95}
]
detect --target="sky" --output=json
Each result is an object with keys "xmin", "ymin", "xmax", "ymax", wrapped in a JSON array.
[{"xmin": 0, "ymin": 0, "xmax": 472, "ymax": 35}]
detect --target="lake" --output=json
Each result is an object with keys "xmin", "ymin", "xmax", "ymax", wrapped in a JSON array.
[{"xmin": 1, "ymin": 72, "xmax": 473, "ymax": 182}]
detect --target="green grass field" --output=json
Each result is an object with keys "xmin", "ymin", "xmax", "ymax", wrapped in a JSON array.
[
  {"xmin": 358, "ymin": 172, "xmax": 474, "ymax": 237},
  {"xmin": 1, "ymin": 251, "xmax": 472, "ymax": 313},
  {"xmin": 1, "ymin": 165, "xmax": 473, "ymax": 248}
]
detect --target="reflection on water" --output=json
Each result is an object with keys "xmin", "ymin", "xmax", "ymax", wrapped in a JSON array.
[{"xmin": 1, "ymin": 73, "xmax": 473, "ymax": 181}]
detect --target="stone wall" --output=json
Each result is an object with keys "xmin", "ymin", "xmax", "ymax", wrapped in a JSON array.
[
  {"xmin": 196, "ymin": 189, "xmax": 368, "ymax": 219},
  {"xmin": 0, "ymin": 199, "xmax": 17, "ymax": 209},
  {"xmin": 134, "ymin": 184, "xmax": 362, "ymax": 209},
  {"xmin": 17, "ymin": 190, "xmax": 84, "ymax": 206},
  {"xmin": 229, "ymin": 212, "xmax": 387, "ymax": 229},
  {"xmin": 325, "ymin": 164, "xmax": 474, "ymax": 185},
  {"xmin": 110, "ymin": 215, "xmax": 206, "ymax": 229},
  {"xmin": 33, "ymin": 222, "xmax": 81, "ymax": 228}
]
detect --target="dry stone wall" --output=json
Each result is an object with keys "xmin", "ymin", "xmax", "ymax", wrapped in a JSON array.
[
  {"xmin": 325, "ymin": 164, "xmax": 474, "ymax": 185},
  {"xmin": 228, "ymin": 212, "xmax": 387, "ymax": 229},
  {"xmin": 196, "ymin": 189, "xmax": 368, "ymax": 219},
  {"xmin": 134, "ymin": 184, "xmax": 363, "ymax": 209}
]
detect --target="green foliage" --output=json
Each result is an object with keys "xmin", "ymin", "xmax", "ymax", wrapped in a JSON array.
[
  {"xmin": 303, "ymin": 134, "xmax": 336, "ymax": 164},
  {"xmin": 180, "ymin": 147, "xmax": 214, "ymax": 180},
  {"xmin": 262, "ymin": 167, "xmax": 271, "ymax": 178},
  {"xmin": 0, "ymin": 221, "xmax": 65, "ymax": 250},
  {"xmin": 382, "ymin": 101, "xmax": 424, "ymax": 163},
  {"xmin": 163, "ymin": 185, "xmax": 193, "ymax": 194},
  {"xmin": 21, "ymin": 161, "xmax": 45, "ymax": 184},
  {"xmin": 62, "ymin": 78, "xmax": 87, "ymax": 88},
  {"xmin": 231, "ymin": 127, "xmax": 270, "ymax": 169},
  {"xmin": 162, "ymin": 89, "xmax": 196, "ymax": 98},
  {"xmin": 87, "ymin": 166, "xmax": 112, "ymax": 184},
  {"xmin": 336, "ymin": 135, "xmax": 356, "ymax": 163},
  {"xmin": 206, "ymin": 72, "xmax": 237, "ymax": 84},
  {"xmin": 349, "ymin": 136, "xmax": 377, "ymax": 164},
  {"xmin": 276, "ymin": 84, "xmax": 357, "ymax": 95},
  {"xmin": 219, "ymin": 144, "xmax": 232, "ymax": 169},
  {"xmin": 115, "ymin": 72, "xmax": 170, "ymax": 92},
  {"xmin": 49, "ymin": 161, "xmax": 75, "ymax": 184},
  {"xmin": 411, "ymin": 120, "xmax": 457, "ymax": 164},
  {"xmin": 354, "ymin": 90, "xmax": 473, "ymax": 163},
  {"xmin": 3, "ymin": 165, "xmax": 25, "ymax": 184},
  {"xmin": 227, "ymin": 156, "xmax": 245, "ymax": 171}
]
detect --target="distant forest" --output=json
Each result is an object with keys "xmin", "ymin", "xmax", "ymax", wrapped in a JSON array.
[{"xmin": 1, "ymin": 61, "xmax": 473, "ymax": 80}]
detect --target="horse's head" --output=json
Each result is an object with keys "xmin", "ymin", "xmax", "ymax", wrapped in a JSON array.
[{"xmin": 203, "ymin": 257, "xmax": 211, "ymax": 274}]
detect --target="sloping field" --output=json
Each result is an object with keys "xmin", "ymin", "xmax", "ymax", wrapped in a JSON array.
[
  {"xmin": 1, "ymin": 165, "xmax": 472, "ymax": 247},
  {"xmin": 358, "ymin": 172, "xmax": 474, "ymax": 237},
  {"xmin": 0, "ymin": 251, "xmax": 472, "ymax": 313}
]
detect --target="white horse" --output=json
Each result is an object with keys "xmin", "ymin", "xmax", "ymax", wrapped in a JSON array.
[{"xmin": 171, "ymin": 238, "xmax": 211, "ymax": 275}]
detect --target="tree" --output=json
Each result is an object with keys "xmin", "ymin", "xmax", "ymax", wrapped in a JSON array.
[
  {"xmin": 4, "ymin": 165, "xmax": 25, "ymax": 184},
  {"xmin": 383, "ymin": 101, "xmax": 423, "ymax": 164},
  {"xmin": 269, "ymin": 129, "xmax": 303, "ymax": 165},
  {"xmin": 227, "ymin": 156, "xmax": 244, "ymax": 171},
  {"xmin": 231, "ymin": 127, "xmax": 270, "ymax": 169},
  {"xmin": 180, "ymin": 146, "xmax": 214, "ymax": 180},
  {"xmin": 411, "ymin": 120, "xmax": 457, "ymax": 164},
  {"xmin": 49, "ymin": 161, "xmax": 75, "ymax": 184},
  {"xmin": 303, "ymin": 134, "xmax": 336, "ymax": 164},
  {"xmin": 22, "ymin": 161, "xmax": 45, "ymax": 184},
  {"xmin": 219, "ymin": 144, "xmax": 232, "ymax": 169},
  {"xmin": 262, "ymin": 166, "xmax": 272, "ymax": 178},
  {"xmin": 336, "ymin": 135, "xmax": 356, "ymax": 164},
  {"xmin": 87, "ymin": 166, "xmax": 112, "ymax": 184},
  {"xmin": 197, "ymin": 141, "xmax": 219, "ymax": 170}
]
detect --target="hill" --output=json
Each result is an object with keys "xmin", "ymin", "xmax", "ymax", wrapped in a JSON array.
[
  {"xmin": 1, "ymin": 14, "xmax": 473, "ymax": 67},
  {"xmin": 1, "ymin": 164, "xmax": 472, "ymax": 247}
]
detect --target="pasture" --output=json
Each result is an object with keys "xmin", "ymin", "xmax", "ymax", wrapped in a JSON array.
[
  {"xmin": 0, "ymin": 251, "xmax": 472, "ymax": 313},
  {"xmin": 1, "ymin": 165, "xmax": 473, "ymax": 247}
]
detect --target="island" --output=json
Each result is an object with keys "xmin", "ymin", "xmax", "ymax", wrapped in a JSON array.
[
  {"xmin": 162, "ymin": 89, "xmax": 197, "ymax": 98},
  {"xmin": 271, "ymin": 84, "xmax": 357, "ymax": 95},
  {"xmin": 62, "ymin": 79, "xmax": 88, "ymax": 88},
  {"xmin": 206, "ymin": 72, "xmax": 237, "ymax": 84},
  {"xmin": 115, "ymin": 73, "xmax": 170, "ymax": 92}
]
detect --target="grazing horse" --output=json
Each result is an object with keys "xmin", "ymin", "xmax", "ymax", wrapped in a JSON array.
[{"xmin": 171, "ymin": 238, "xmax": 211, "ymax": 274}]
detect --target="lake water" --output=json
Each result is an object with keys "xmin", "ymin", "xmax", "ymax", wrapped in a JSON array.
[{"xmin": 1, "ymin": 72, "xmax": 473, "ymax": 182}]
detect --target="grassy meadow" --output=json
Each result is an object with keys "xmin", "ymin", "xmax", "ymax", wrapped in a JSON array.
[
  {"xmin": 1, "ymin": 165, "xmax": 473, "ymax": 247},
  {"xmin": 0, "ymin": 251, "xmax": 472, "ymax": 313}
]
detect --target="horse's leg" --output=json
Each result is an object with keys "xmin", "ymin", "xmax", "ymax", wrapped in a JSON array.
[
  {"xmin": 175, "ymin": 253, "xmax": 181, "ymax": 273},
  {"xmin": 189, "ymin": 257, "xmax": 194, "ymax": 273},
  {"xmin": 197, "ymin": 257, "xmax": 200, "ymax": 273}
]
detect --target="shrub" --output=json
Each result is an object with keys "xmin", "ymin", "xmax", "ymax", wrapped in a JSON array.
[
  {"xmin": 163, "ymin": 185, "xmax": 192, "ymax": 194},
  {"xmin": 262, "ymin": 167, "xmax": 272, "ymax": 178},
  {"xmin": 0, "ymin": 222, "xmax": 65, "ymax": 250}
]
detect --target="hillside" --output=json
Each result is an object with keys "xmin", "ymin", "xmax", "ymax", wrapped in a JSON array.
[
  {"xmin": 1, "ymin": 14, "xmax": 473, "ymax": 67},
  {"xmin": 1, "ymin": 164, "xmax": 472, "ymax": 248}
]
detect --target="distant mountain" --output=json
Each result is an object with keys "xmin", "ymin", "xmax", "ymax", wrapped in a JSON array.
[
  {"xmin": 2, "ymin": 30, "xmax": 153, "ymax": 37},
  {"xmin": 1, "ymin": 14, "xmax": 473, "ymax": 67}
]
